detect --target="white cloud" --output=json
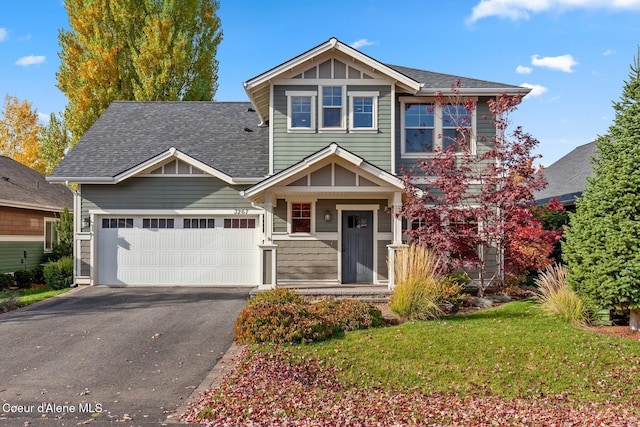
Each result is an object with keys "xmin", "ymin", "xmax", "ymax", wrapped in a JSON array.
[
  {"xmin": 38, "ymin": 112, "xmax": 50, "ymax": 123},
  {"xmin": 521, "ymin": 83, "xmax": 548, "ymax": 97},
  {"xmin": 467, "ymin": 0, "xmax": 640, "ymax": 23},
  {"xmin": 0, "ymin": 28, "xmax": 7, "ymax": 42},
  {"xmin": 531, "ymin": 54, "xmax": 578, "ymax": 73},
  {"xmin": 603, "ymin": 49, "xmax": 616, "ymax": 56},
  {"xmin": 14, "ymin": 55, "xmax": 46, "ymax": 66},
  {"xmin": 350, "ymin": 39, "xmax": 375, "ymax": 49},
  {"xmin": 516, "ymin": 65, "xmax": 533, "ymax": 74}
]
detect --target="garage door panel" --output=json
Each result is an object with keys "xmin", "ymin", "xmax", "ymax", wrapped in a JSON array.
[{"xmin": 97, "ymin": 216, "xmax": 259, "ymax": 286}]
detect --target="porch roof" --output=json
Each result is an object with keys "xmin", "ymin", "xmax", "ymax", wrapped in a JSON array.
[{"xmin": 241, "ymin": 143, "xmax": 404, "ymax": 203}]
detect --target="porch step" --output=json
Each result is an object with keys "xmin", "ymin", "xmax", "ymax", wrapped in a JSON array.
[{"xmin": 250, "ymin": 285, "xmax": 392, "ymax": 304}]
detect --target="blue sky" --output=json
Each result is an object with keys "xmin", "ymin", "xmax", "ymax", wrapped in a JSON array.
[{"xmin": 1, "ymin": 0, "xmax": 640, "ymax": 166}]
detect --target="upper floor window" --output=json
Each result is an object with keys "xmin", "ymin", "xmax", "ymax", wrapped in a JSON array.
[
  {"xmin": 286, "ymin": 91, "xmax": 316, "ymax": 132},
  {"xmin": 404, "ymin": 103, "xmax": 435, "ymax": 153},
  {"xmin": 442, "ymin": 104, "xmax": 472, "ymax": 152},
  {"xmin": 348, "ymin": 91, "xmax": 379, "ymax": 132},
  {"xmin": 401, "ymin": 99, "xmax": 475, "ymax": 157},
  {"xmin": 320, "ymin": 86, "xmax": 344, "ymax": 129}
]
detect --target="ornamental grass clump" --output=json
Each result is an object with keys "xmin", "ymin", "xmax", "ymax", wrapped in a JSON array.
[
  {"xmin": 389, "ymin": 244, "xmax": 461, "ymax": 321},
  {"xmin": 534, "ymin": 263, "xmax": 592, "ymax": 325}
]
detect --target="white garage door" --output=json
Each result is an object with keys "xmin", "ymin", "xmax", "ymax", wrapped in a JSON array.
[{"xmin": 97, "ymin": 216, "xmax": 259, "ymax": 286}]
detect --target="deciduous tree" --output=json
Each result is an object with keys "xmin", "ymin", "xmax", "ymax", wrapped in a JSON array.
[
  {"xmin": 563, "ymin": 53, "xmax": 640, "ymax": 330},
  {"xmin": 0, "ymin": 95, "xmax": 44, "ymax": 173},
  {"xmin": 57, "ymin": 0, "xmax": 222, "ymax": 143},
  {"xmin": 40, "ymin": 112, "xmax": 71, "ymax": 175},
  {"xmin": 399, "ymin": 86, "xmax": 552, "ymax": 296}
]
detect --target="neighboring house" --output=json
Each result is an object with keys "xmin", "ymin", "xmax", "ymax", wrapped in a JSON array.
[
  {"xmin": 0, "ymin": 156, "xmax": 74, "ymax": 273},
  {"xmin": 47, "ymin": 37, "xmax": 529, "ymax": 289},
  {"xmin": 534, "ymin": 141, "xmax": 597, "ymax": 210}
]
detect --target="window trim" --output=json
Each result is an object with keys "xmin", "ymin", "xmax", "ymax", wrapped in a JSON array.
[
  {"xmin": 287, "ymin": 201, "xmax": 315, "ymax": 235},
  {"xmin": 44, "ymin": 218, "xmax": 58, "ymax": 252},
  {"xmin": 400, "ymin": 97, "xmax": 476, "ymax": 158},
  {"xmin": 286, "ymin": 90, "xmax": 317, "ymax": 132},
  {"xmin": 319, "ymin": 85, "xmax": 346, "ymax": 132},
  {"xmin": 348, "ymin": 91, "xmax": 379, "ymax": 132}
]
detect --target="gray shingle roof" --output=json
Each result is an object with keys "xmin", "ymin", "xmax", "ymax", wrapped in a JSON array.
[
  {"xmin": 0, "ymin": 156, "xmax": 73, "ymax": 211},
  {"xmin": 534, "ymin": 142, "xmax": 597, "ymax": 204},
  {"xmin": 50, "ymin": 102, "xmax": 269, "ymax": 180},
  {"xmin": 386, "ymin": 64, "xmax": 524, "ymax": 90}
]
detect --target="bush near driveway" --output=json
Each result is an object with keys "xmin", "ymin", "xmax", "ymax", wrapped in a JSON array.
[
  {"xmin": 43, "ymin": 256, "xmax": 73, "ymax": 289},
  {"xmin": 235, "ymin": 288, "xmax": 383, "ymax": 344}
]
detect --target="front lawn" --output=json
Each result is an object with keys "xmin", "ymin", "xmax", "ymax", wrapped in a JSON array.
[
  {"xmin": 185, "ymin": 301, "xmax": 640, "ymax": 426},
  {"xmin": 0, "ymin": 286, "xmax": 71, "ymax": 313}
]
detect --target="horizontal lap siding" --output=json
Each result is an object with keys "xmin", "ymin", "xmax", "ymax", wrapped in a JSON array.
[
  {"xmin": 81, "ymin": 177, "xmax": 252, "ymax": 218},
  {"xmin": 276, "ymin": 240, "xmax": 338, "ymax": 281},
  {"xmin": 0, "ymin": 241, "xmax": 46, "ymax": 273},
  {"xmin": 80, "ymin": 240, "xmax": 90, "ymax": 276},
  {"xmin": 273, "ymin": 85, "xmax": 393, "ymax": 173}
]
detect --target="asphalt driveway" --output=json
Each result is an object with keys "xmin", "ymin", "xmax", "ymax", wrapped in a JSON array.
[{"xmin": 0, "ymin": 286, "xmax": 249, "ymax": 425}]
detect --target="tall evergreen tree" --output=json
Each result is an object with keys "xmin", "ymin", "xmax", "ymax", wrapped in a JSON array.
[
  {"xmin": 57, "ymin": 0, "xmax": 222, "ymax": 144},
  {"xmin": 40, "ymin": 112, "xmax": 71, "ymax": 175},
  {"xmin": 563, "ymin": 52, "xmax": 640, "ymax": 330}
]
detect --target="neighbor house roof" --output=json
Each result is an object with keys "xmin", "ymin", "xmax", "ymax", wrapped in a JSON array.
[
  {"xmin": 534, "ymin": 141, "xmax": 597, "ymax": 205},
  {"xmin": 48, "ymin": 102, "xmax": 269, "ymax": 182},
  {"xmin": 0, "ymin": 156, "xmax": 73, "ymax": 212}
]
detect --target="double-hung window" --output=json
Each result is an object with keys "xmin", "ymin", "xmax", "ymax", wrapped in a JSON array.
[
  {"xmin": 320, "ymin": 86, "xmax": 344, "ymax": 130},
  {"xmin": 404, "ymin": 103, "xmax": 435, "ymax": 153},
  {"xmin": 442, "ymin": 104, "xmax": 472, "ymax": 152},
  {"xmin": 401, "ymin": 99, "xmax": 475, "ymax": 156},
  {"xmin": 348, "ymin": 91, "xmax": 379, "ymax": 131},
  {"xmin": 286, "ymin": 91, "xmax": 316, "ymax": 131}
]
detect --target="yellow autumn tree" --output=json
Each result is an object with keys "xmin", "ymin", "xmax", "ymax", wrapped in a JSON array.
[
  {"xmin": 0, "ymin": 95, "xmax": 45, "ymax": 173},
  {"xmin": 57, "ymin": 0, "xmax": 222, "ymax": 144}
]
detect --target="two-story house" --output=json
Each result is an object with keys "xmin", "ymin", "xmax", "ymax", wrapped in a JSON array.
[{"xmin": 47, "ymin": 38, "xmax": 529, "ymax": 289}]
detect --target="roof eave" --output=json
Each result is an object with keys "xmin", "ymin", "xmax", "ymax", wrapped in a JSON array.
[{"xmin": 417, "ymin": 87, "xmax": 532, "ymax": 96}]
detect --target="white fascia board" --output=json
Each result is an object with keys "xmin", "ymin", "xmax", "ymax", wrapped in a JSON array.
[
  {"xmin": 418, "ymin": 87, "xmax": 532, "ymax": 96},
  {"xmin": 0, "ymin": 199, "xmax": 68, "ymax": 213},
  {"xmin": 113, "ymin": 148, "xmax": 236, "ymax": 185},
  {"xmin": 51, "ymin": 149, "xmax": 262, "ymax": 186},
  {"xmin": 243, "ymin": 37, "xmax": 421, "ymax": 94},
  {"xmin": 242, "ymin": 143, "xmax": 403, "ymax": 200},
  {"xmin": 46, "ymin": 176, "xmax": 114, "ymax": 184}
]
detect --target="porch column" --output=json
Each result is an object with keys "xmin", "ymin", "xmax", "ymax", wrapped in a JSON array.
[
  {"xmin": 259, "ymin": 194, "xmax": 277, "ymax": 289},
  {"xmin": 387, "ymin": 191, "xmax": 406, "ymax": 289}
]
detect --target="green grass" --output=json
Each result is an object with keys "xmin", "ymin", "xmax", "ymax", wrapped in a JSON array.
[
  {"xmin": 0, "ymin": 286, "xmax": 71, "ymax": 310},
  {"xmin": 280, "ymin": 300, "xmax": 640, "ymax": 403}
]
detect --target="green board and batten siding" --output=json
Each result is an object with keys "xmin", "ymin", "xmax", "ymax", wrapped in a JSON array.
[
  {"xmin": 80, "ymin": 177, "xmax": 252, "ymax": 221},
  {"xmin": 272, "ymin": 85, "xmax": 393, "ymax": 173}
]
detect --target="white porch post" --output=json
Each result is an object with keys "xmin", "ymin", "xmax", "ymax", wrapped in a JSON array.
[
  {"xmin": 259, "ymin": 193, "xmax": 277, "ymax": 289},
  {"xmin": 387, "ymin": 191, "xmax": 406, "ymax": 290}
]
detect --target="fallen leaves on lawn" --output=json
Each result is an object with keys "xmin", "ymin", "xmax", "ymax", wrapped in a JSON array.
[{"xmin": 182, "ymin": 347, "xmax": 640, "ymax": 426}]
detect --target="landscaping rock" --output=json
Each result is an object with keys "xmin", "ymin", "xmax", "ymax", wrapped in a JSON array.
[
  {"xmin": 469, "ymin": 297, "xmax": 493, "ymax": 308},
  {"xmin": 490, "ymin": 295, "xmax": 512, "ymax": 303}
]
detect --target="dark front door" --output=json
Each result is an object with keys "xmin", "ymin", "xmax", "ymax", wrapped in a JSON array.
[{"xmin": 342, "ymin": 211, "xmax": 374, "ymax": 283}]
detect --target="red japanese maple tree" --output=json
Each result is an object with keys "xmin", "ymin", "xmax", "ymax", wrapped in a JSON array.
[{"xmin": 399, "ymin": 84, "xmax": 558, "ymax": 296}]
